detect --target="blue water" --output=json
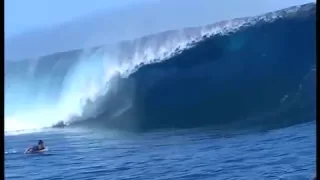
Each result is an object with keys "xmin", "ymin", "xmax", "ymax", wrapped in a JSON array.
[
  {"xmin": 5, "ymin": 122, "xmax": 315, "ymax": 180},
  {"xmin": 4, "ymin": 3, "xmax": 316, "ymax": 180}
]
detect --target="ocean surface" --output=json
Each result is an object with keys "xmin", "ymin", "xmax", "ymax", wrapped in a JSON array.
[
  {"xmin": 4, "ymin": 122, "xmax": 316, "ymax": 180},
  {"xmin": 5, "ymin": 3, "xmax": 316, "ymax": 180}
]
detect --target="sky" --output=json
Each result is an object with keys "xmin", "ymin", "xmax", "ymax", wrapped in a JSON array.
[
  {"xmin": 5, "ymin": 0, "xmax": 315, "ymax": 60},
  {"xmin": 5, "ymin": 0, "xmax": 149, "ymax": 38}
]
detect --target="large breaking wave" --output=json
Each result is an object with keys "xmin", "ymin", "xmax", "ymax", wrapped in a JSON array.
[{"xmin": 5, "ymin": 3, "xmax": 316, "ymax": 133}]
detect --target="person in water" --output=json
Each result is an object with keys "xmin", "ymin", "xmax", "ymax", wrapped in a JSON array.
[{"xmin": 27, "ymin": 140, "xmax": 45, "ymax": 152}]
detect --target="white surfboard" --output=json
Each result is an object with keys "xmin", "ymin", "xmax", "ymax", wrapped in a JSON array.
[{"xmin": 25, "ymin": 147, "xmax": 49, "ymax": 154}]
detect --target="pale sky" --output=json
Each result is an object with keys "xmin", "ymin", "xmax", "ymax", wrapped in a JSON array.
[
  {"xmin": 5, "ymin": 0, "xmax": 315, "ymax": 60},
  {"xmin": 5, "ymin": 0, "xmax": 149, "ymax": 38}
]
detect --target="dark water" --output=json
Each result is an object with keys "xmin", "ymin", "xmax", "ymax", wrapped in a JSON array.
[
  {"xmin": 5, "ymin": 122, "xmax": 316, "ymax": 180},
  {"xmin": 4, "ymin": 3, "xmax": 316, "ymax": 180}
]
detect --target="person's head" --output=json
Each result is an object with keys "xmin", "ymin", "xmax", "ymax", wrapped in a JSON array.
[{"xmin": 38, "ymin": 140, "xmax": 44, "ymax": 145}]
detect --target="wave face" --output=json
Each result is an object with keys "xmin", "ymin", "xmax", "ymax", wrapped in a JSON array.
[{"xmin": 5, "ymin": 3, "xmax": 316, "ymax": 132}]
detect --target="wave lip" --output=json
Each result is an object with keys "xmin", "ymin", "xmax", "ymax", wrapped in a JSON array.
[{"xmin": 5, "ymin": 3, "xmax": 316, "ymax": 132}]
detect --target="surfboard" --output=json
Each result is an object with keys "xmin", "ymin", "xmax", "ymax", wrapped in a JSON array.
[{"xmin": 24, "ymin": 147, "xmax": 49, "ymax": 154}]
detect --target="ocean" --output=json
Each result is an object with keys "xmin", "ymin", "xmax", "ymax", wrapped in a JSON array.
[{"xmin": 4, "ymin": 3, "xmax": 316, "ymax": 180}]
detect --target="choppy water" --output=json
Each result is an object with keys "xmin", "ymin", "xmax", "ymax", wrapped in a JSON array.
[{"xmin": 5, "ymin": 121, "xmax": 315, "ymax": 180}]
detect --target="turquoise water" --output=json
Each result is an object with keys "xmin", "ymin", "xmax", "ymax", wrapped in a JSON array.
[{"xmin": 5, "ymin": 121, "xmax": 315, "ymax": 180}]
